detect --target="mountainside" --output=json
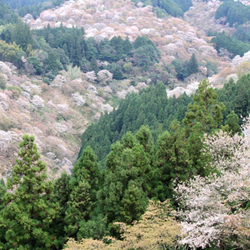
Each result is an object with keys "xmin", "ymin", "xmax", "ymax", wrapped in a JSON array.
[
  {"xmin": 3, "ymin": 1, "xmax": 250, "ymax": 249},
  {"xmin": 1, "ymin": 0, "xmax": 250, "ymax": 179},
  {"xmin": 24, "ymin": 0, "xmax": 222, "ymax": 71},
  {"xmin": 0, "ymin": 60, "xmax": 152, "ymax": 179},
  {"xmin": 25, "ymin": 0, "xmax": 250, "ymax": 89}
]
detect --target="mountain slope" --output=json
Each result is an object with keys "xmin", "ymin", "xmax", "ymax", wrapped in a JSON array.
[
  {"xmin": 1, "ymin": 0, "xmax": 250, "ymax": 179},
  {"xmin": 24, "ymin": 0, "xmax": 225, "ymax": 79}
]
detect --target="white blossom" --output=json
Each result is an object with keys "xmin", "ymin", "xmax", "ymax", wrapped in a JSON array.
[{"xmin": 175, "ymin": 124, "xmax": 250, "ymax": 249}]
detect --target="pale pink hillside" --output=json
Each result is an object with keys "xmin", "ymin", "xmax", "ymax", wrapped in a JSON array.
[
  {"xmin": 0, "ymin": 63, "xmax": 111, "ymax": 179},
  {"xmin": 3, "ymin": 0, "xmax": 250, "ymax": 177},
  {"xmin": 0, "ymin": 61, "xmax": 148, "ymax": 179},
  {"xmin": 185, "ymin": 0, "xmax": 235, "ymax": 36},
  {"xmin": 24, "ymin": 0, "xmax": 230, "ymax": 80}
]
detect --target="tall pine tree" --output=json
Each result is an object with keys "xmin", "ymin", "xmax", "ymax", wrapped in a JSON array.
[{"xmin": 0, "ymin": 134, "xmax": 60, "ymax": 249}]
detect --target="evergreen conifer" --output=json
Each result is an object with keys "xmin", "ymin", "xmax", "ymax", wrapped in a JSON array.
[{"xmin": 0, "ymin": 135, "xmax": 60, "ymax": 249}]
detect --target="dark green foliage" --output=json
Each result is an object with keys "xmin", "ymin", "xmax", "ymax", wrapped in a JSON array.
[
  {"xmin": 105, "ymin": 63, "xmax": 124, "ymax": 80},
  {"xmin": 90, "ymin": 56, "xmax": 99, "ymax": 74},
  {"xmin": 133, "ymin": 46, "xmax": 157, "ymax": 70},
  {"xmin": 134, "ymin": 36, "xmax": 155, "ymax": 49},
  {"xmin": 0, "ymin": 134, "xmax": 60, "ymax": 249},
  {"xmin": 97, "ymin": 132, "xmax": 151, "ymax": 226},
  {"xmin": 0, "ymin": 180, "xmax": 6, "ymax": 211},
  {"xmin": 234, "ymin": 23, "xmax": 250, "ymax": 43},
  {"xmin": 12, "ymin": 21, "xmax": 34, "ymax": 52},
  {"xmin": 173, "ymin": 0, "xmax": 192, "ymax": 12},
  {"xmin": 45, "ymin": 49, "xmax": 63, "ymax": 76},
  {"xmin": 72, "ymin": 146, "xmax": 100, "ymax": 199},
  {"xmin": 183, "ymin": 79, "xmax": 226, "ymax": 134},
  {"xmin": 77, "ymin": 215, "xmax": 109, "ymax": 240},
  {"xmin": 33, "ymin": 25, "xmax": 86, "ymax": 68},
  {"xmin": 1, "ymin": 20, "xmax": 34, "ymax": 53},
  {"xmin": 27, "ymin": 56, "xmax": 43, "ymax": 75},
  {"xmin": 124, "ymin": 36, "xmax": 133, "ymax": 56},
  {"xmin": 132, "ymin": 0, "xmax": 192, "ymax": 17},
  {"xmin": 1, "ymin": 21, "xmax": 158, "ymax": 77},
  {"xmin": 65, "ymin": 146, "xmax": 100, "ymax": 239},
  {"xmin": 92, "ymin": 35, "xmax": 134, "ymax": 66},
  {"xmin": 0, "ymin": 2, "xmax": 18, "ymax": 25},
  {"xmin": 53, "ymin": 173, "xmax": 71, "ymax": 213},
  {"xmin": 215, "ymin": 0, "xmax": 250, "ymax": 27},
  {"xmin": 1, "ymin": 0, "xmax": 65, "ymax": 19},
  {"xmin": 65, "ymin": 180, "xmax": 92, "ymax": 238},
  {"xmin": 206, "ymin": 61, "xmax": 218, "ymax": 76},
  {"xmin": 32, "ymin": 26, "xmax": 154, "ymax": 75},
  {"xmin": 222, "ymin": 110, "xmax": 241, "ymax": 136},
  {"xmin": 172, "ymin": 59, "xmax": 187, "ymax": 80},
  {"xmin": 52, "ymin": 172, "xmax": 72, "ymax": 243},
  {"xmin": 189, "ymin": 53, "xmax": 199, "ymax": 75},
  {"xmin": 172, "ymin": 53, "xmax": 199, "ymax": 80},
  {"xmin": 78, "ymin": 83, "xmax": 192, "ymax": 163},
  {"xmin": 151, "ymin": 0, "xmax": 183, "ymax": 17},
  {"xmin": 135, "ymin": 125, "xmax": 155, "ymax": 160},
  {"xmin": 53, "ymin": 164, "xmax": 104, "ymax": 243},
  {"xmin": 155, "ymin": 120, "xmax": 191, "ymax": 200},
  {"xmin": 183, "ymin": 79, "xmax": 226, "ymax": 175},
  {"xmin": 133, "ymin": 36, "xmax": 161, "ymax": 71},
  {"xmin": 119, "ymin": 180, "xmax": 148, "ymax": 224},
  {"xmin": 2, "ymin": 0, "xmax": 48, "ymax": 9},
  {"xmin": 98, "ymin": 38, "xmax": 118, "ymax": 63},
  {"xmin": 95, "ymin": 36, "xmax": 133, "ymax": 75},
  {"xmin": 217, "ymin": 74, "xmax": 250, "ymax": 124},
  {"xmin": 0, "ymin": 180, "xmax": 6, "ymax": 244},
  {"xmin": 211, "ymin": 32, "xmax": 250, "ymax": 58}
]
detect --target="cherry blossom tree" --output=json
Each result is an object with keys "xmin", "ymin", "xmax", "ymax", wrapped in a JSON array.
[{"xmin": 175, "ymin": 128, "xmax": 250, "ymax": 249}]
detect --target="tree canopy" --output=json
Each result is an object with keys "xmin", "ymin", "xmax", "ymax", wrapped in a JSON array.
[{"xmin": 0, "ymin": 135, "xmax": 61, "ymax": 249}]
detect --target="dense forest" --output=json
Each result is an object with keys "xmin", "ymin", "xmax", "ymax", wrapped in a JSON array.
[
  {"xmin": 215, "ymin": 0, "xmax": 250, "ymax": 28},
  {"xmin": 211, "ymin": 0, "xmax": 250, "ymax": 58},
  {"xmin": 132, "ymin": 0, "xmax": 192, "ymax": 17},
  {"xmin": 79, "ymin": 73, "xmax": 250, "ymax": 163},
  {"xmin": 0, "ymin": 3, "xmax": 162, "ymax": 83},
  {"xmin": 211, "ymin": 31, "xmax": 250, "ymax": 58},
  {"xmin": 0, "ymin": 2, "xmax": 18, "ymax": 25},
  {"xmin": 78, "ymin": 83, "xmax": 192, "ymax": 162},
  {"xmin": 1, "ymin": 0, "xmax": 65, "ymax": 19},
  {"xmin": 1, "ymin": 77, "xmax": 249, "ymax": 249},
  {"xmin": 1, "ymin": 0, "xmax": 250, "ymax": 249},
  {"xmin": 0, "ymin": 1, "xmax": 200, "ymax": 84},
  {"xmin": 0, "ymin": 6, "xmax": 199, "ymax": 85},
  {"xmin": 2, "ymin": 0, "xmax": 192, "ymax": 19}
]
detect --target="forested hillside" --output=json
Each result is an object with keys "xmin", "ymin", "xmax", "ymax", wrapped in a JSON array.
[
  {"xmin": 1, "ymin": 0, "xmax": 65, "ymax": 19},
  {"xmin": 215, "ymin": 0, "xmax": 250, "ymax": 27},
  {"xmin": 0, "ymin": 7, "xmax": 160, "ymax": 82},
  {"xmin": 1, "ymin": 0, "xmax": 250, "ymax": 249},
  {"xmin": 0, "ymin": 2, "xmax": 18, "ymax": 25},
  {"xmin": 79, "ymin": 73, "xmax": 250, "ymax": 164},
  {"xmin": 79, "ymin": 83, "xmax": 192, "ymax": 162},
  {"xmin": 1, "ymin": 79, "xmax": 249, "ymax": 249},
  {"xmin": 132, "ymin": 0, "xmax": 192, "ymax": 17},
  {"xmin": 209, "ymin": 0, "xmax": 250, "ymax": 60},
  {"xmin": 1, "ymin": 0, "xmax": 218, "ymax": 175}
]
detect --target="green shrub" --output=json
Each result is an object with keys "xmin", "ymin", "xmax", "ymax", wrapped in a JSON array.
[
  {"xmin": 0, "ymin": 73, "xmax": 7, "ymax": 90},
  {"xmin": 6, "ymin": 85, "xmax": 22, "ymax": 93}
]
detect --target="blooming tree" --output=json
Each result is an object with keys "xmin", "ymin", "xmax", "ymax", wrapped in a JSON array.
[
  {"xmin": 64, "ymin": 200, "xmax": 182, "ymax": 250},
  {"xmin": 175, "ymin": 129, "xmax": 250, "ymax": 249}
]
